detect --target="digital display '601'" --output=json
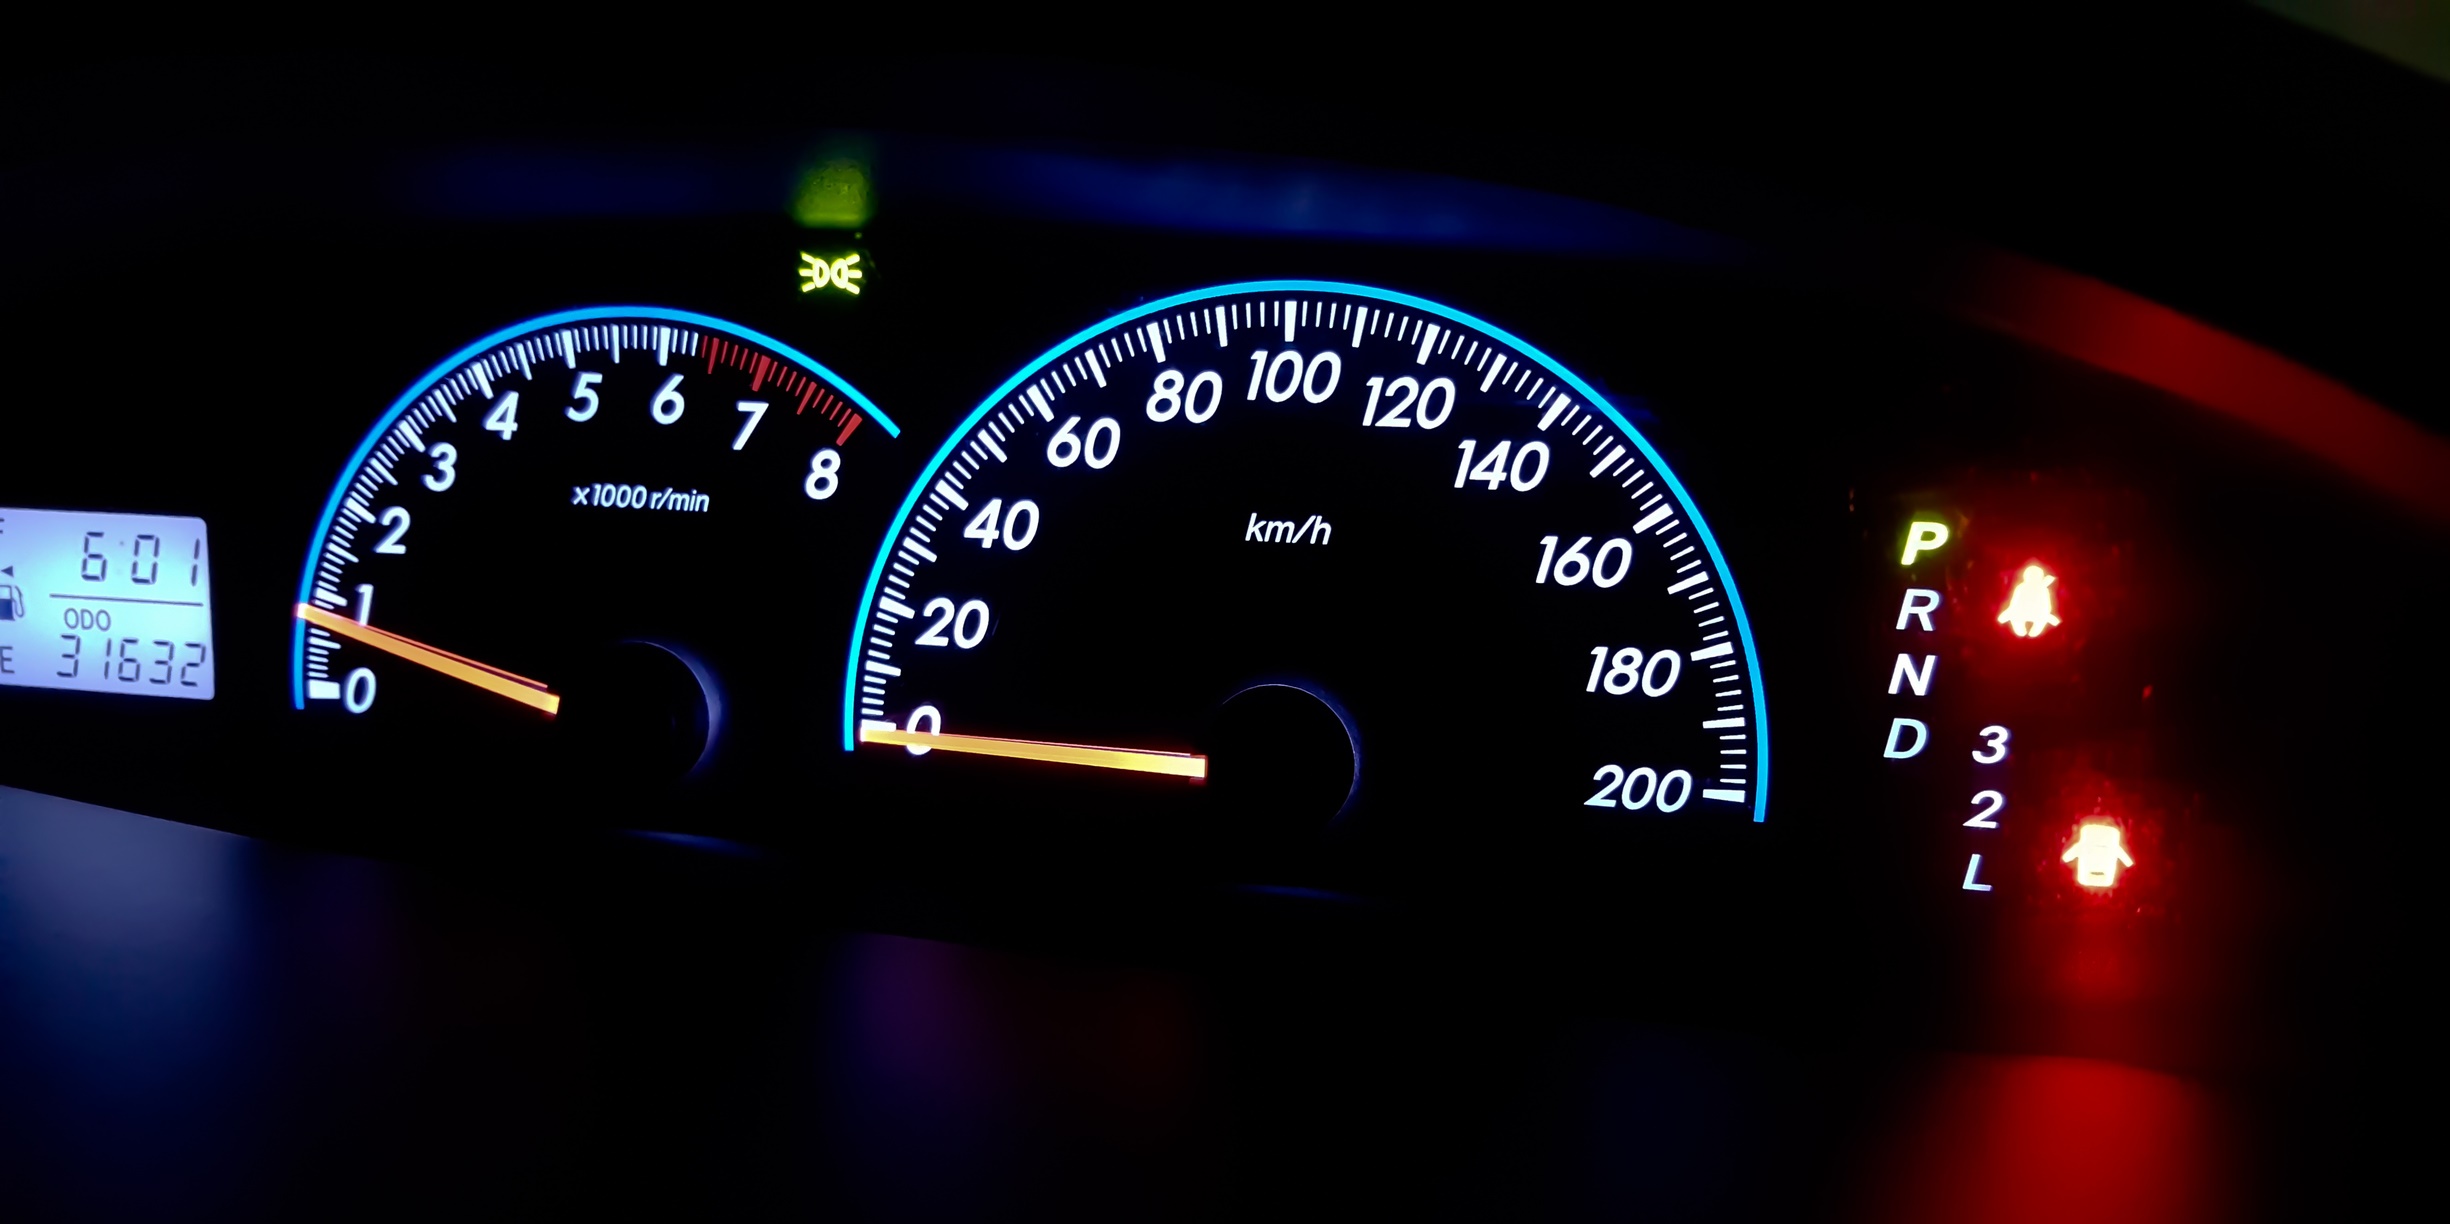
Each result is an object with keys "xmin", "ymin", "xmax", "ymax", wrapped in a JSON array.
[{"xmin": 0, "ymin": 507, "xmax": 214, "ymax": 700}]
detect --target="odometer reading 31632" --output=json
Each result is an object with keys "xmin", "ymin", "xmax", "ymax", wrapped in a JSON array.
[{"xmin": 846, "ymin": 282, "xmax": 1766, "ymax": 826}]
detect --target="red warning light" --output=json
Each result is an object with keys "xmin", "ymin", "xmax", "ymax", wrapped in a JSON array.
[
  {"xmin": 2062, "ymin": 822, "xmax": 2134, "ymax": 889},
  {"xmin": 1998, "ymin": 564, "xmax": 2062, "ymax": 638}
]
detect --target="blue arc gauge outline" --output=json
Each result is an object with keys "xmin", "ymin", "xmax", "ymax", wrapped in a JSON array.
[
  {"xmin": 841, "ymin": 280, "xmax": 1770, "ymax": 823},
  {"xmin": 292, "ymin": 305, "xmax": 900, "ymax": 710}
]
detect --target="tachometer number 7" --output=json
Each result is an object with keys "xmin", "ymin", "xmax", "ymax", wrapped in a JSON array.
[{"xmin": 733, "ymin": 400, "xmax": 769, "ymax": 451}]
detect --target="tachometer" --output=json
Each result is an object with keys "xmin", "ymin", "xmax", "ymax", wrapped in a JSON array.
[
  {"xmin": 295, "ymin": 307, "xmax": 899, "ymax": 787},
  {"xmin": 843, "ymin": 282, "xmax": 1765, "ymax": 836}
]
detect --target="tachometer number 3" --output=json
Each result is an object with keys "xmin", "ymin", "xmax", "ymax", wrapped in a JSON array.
[{"xmin": 422, "ymin": 442, "xmax": 457, "ymax": 492}]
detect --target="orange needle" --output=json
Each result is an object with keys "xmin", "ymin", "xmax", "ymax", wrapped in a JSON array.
[
  {"xmin": 859, "ymin": 722, "xmax": 1206, "ymax": 779},
  {"xmin": 295, "ymin": 603, "xmax": 561, "ymax": 716}
]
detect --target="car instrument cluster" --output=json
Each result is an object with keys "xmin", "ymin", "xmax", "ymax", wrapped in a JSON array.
[{"xmin": 2, "ymin": 119, "xmax": 2439, "ymax": 1159}]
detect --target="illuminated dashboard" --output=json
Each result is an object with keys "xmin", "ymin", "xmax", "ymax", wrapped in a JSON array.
[{"xmin": 3, "ymin": 36, "xmax": 2444, "ymax": 1220}]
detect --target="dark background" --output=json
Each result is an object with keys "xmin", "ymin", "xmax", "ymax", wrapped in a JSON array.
[{"xmin": 3, "ymin": 11, "xmax": 2443, "ymax": 1221}]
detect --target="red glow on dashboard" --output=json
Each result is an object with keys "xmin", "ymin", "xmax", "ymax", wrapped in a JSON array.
[
  {"xmin": 1861, "ymin": 1055, "xmax": 2235, "ymax": 1224},
  {"xmin": 1938, "ymin": 249, "xmax": 2450, "ymax": 524}
]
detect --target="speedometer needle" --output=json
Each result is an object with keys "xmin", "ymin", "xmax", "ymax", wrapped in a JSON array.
[
  {"xmin": 295, "ymin": 603, "xmax": 561, "ymax": 716},
  {"xmin": 859, "ymin": 723, "xmax": 1207, "ymax": 780}
]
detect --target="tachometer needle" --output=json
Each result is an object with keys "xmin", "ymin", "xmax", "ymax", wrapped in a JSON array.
[
  {"xmin": 295, "ymin": 603, "xmax": 561, "ymax": 716},
  {"xmin": 859, "ymin": 723, "xmax": 1206, "ymax": 780}
]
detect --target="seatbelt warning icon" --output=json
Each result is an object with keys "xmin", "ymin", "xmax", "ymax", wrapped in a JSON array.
[
  {"xmin": 1998, "ymin": 564, "xmax": 2062, "ymax": 638},
  {"xmin": 2062, "ymin": 822, "xmax": 2134, "ymax": 888}
]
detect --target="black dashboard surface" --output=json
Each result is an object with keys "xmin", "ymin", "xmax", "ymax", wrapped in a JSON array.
[{"xmin": 3, "ymin": 19, "xmax": 2444, "ymax": 1222}]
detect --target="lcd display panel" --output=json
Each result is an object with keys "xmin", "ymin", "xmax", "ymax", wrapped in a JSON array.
[{"xmin": 0, "ymin": 508, "xmax": 214, "ymax": 700}]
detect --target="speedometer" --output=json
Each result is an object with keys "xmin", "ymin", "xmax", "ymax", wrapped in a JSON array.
[{"xmin": 843, "ymin": 282, "xmax": 1766, "ymax": 837}]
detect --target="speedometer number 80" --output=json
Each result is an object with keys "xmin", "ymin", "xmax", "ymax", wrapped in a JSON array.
[{"xmin": 1147, "ymin": 369, "xmax": 1225, "ymax": 423}]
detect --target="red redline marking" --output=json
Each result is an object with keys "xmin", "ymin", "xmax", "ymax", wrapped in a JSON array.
[{"xmin": 683, "ymin": 337, "xmax": 870, "ymax": 439}]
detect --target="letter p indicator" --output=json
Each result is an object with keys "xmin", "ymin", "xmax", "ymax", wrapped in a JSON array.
[{"xmin": 1900, "ymin": 520, "xmax": 1950, "ymax": 566}]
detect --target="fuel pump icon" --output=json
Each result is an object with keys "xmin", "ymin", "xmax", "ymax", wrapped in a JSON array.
[
  {"xmin": 2062, "ymin": 822, "xmax": 2134, "ymax": 888},
  {"xmin": 0, "ymin": 566, "xmax": 22, "ymax": 621}
]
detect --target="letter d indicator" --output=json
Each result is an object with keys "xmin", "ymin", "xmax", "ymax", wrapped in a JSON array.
[{"xmin": 1882, "ymin": 717, "xmax": 1928, "ymax": 759}]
